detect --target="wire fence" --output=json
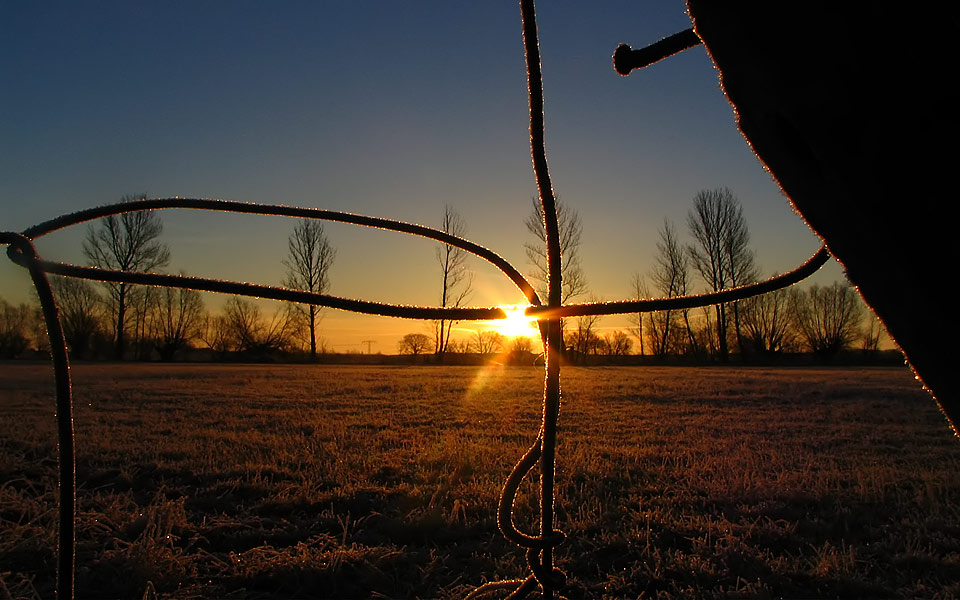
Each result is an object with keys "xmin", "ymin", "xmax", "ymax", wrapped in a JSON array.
[{"xmin": 1, "ymin": 2, "xmax": 827, "ymax": 598}]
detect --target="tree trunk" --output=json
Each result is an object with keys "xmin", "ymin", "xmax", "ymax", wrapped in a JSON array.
[
  {"xmin": 732, "ymin": 301, "xmax": 747, "ymax": 362},
  {"xmin": 115, "ymin": 285, "xmax": 127, "ymax": 360},
  {"xmin": 715, "ymin": 303, "xmax": 728, "ymax": 362},
  {"xmin": 308, "ymin": 305, "xmax": 317, "ymax": 361}
]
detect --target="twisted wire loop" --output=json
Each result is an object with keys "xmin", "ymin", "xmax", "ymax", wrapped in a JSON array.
[{"xmin": 0, "ymin": 2, "xmax": 832, "ymax": 598}]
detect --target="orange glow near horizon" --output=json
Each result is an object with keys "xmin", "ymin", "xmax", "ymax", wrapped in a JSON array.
[{"xmin": 490, "ymin": 304, "xmax": 538, "ymax": 339}]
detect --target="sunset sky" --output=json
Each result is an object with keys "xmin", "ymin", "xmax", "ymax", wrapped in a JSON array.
[{"xmin": 1, "ymin": 2, "xmax": 846, "ymax": 353}]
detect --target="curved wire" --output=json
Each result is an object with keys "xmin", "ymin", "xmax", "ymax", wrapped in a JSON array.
[
  {"xmin": 2, "ymin": 232, "xmax": 75, "ymax": 600},
  {"xmin": 0, "ymin": 3, "xmax": 836, "ymax": 595},
  {"xmin": 0, "ymin": 208, "xmax": 828, "ymax": 600},
  {"xmin": 528, "ymin": 245, "xmax": 830, "ymax": 319},
  {"xmin": 6, "ymin": 259, "xmax": 513, "ymax": 322},
  {"xmin": 497, "ymin": 432, "xmax": 544, "ymax": 548},
  {"xmin": 9, "ymin": 198, "xmax": 828, "ymax": 323},
  {"xmin": 19, "ymin": 197, "xmax": 542, "ymax": 311}
]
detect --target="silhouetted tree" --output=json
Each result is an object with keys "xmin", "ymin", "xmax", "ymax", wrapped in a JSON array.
[
  {"xmin": 648, "ymin": 219, "xmax": 696, "ymax": 358},
  {"xmin": 283, "ymin": 219, "xmax": 335, "ymax": 361},
  {"xmin": 397, "ymin": 332, "xmax": 433, "ymax": 355},
  {"xmin": 525, "ymin": 197, "xmax": 586, "ymax": 305},
  {"xmin": 568, "ymin": 313, "xmax": 602, "ymax": 362},
  {"xmin": 222, "ymin": 297, "xmax": 292, "ymax": 356},
  {"xmin": 598, "ymin": 330, "xmax": 633, "ymax": 357},
  {"xmin": 434, "ymin": 205, "xmax": 473, "ymax": 361},
  {"xmin": 523, "ymin": 198, "xmax": 587, "ymax": 303},
  {"xmin": 789, "ymin": 282, "xmax": 864, "ymax": 359},
  {"xmin": 861, "ymin": 315, "xmax": 884, "ymax": 354},
  {"xmin": 525, "ymin": 197, "xmax": 586, "ymax": 353},
  {"xmin": 150, "ymin": 282, "xmax": 205, "ymax": 361},
  {"xmin": 201, "ymin": 314, "xmax": 232, "ymax": 360},
  {"xmin": 628, "ymin": 274, "xmax": 649, "ymax": 356},
  {"xmin": 444, "ymin": 338, "xmax": 469, "ymax": 354},
  {"xmin": 471, "ymin": 330, "xmax": 504, "ymax": 355},
  {"xmin": 28, "ymin": 305, "xmax": 50, "ymax": 354},
  {"xmin": 0, "ymin": 299, "xmax": 32, "ymax": 358},
  {"xmin": 82, "ymin": 195, "xmax": 170, "ymax": 359},
  {"xmin": 131, "ymin": 285, "xmax": 159, "ymax": 360},
  {"xmin": 740, "ymin": 284, "xmax": 794, "ymax": 355},
  {"xmin": 50, "ymin": 275, "xmax": 104, "ymax": 359},
  {"xmin": 507, "ymin": 336, "xmax": 536, "ymax": 364},
  {"xmin": 687, "ymin": 188, "xmax": 755, "ymax": 361}
]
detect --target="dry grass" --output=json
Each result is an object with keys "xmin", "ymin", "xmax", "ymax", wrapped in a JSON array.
[{"xmin": 1, "ymin": 363, "xmax": 958, "ymax": 598}]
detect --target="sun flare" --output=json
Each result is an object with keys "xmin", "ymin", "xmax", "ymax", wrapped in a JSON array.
[{"xmin": 491, "ymin": 304, "xmax": 538, "ymax": 338}]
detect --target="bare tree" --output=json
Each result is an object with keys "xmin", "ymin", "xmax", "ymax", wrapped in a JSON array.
[
  {"xmin": 82, "ymin": 195, "xmax": 170, "ymax": 359},
  {"xmin": 861, "ymin": 315, "xmax": 884, "ymax": 353},
  {"xmin": 507, "ymin": 336, "xmax": 535, "ymax": 364},
  {"xmin": 283, "ymin": 219, "xmax": 335, "ymax": 361},
  {"xmin": 0, "ymin": 299, "xmax": 32, "ymax": 358},
  {"xmin": 598, "ymin": 330, "xmax": 633, "ymax": 358},
  {"xmin": 28, "ymin": 305, "xmax": 50, "ymax": 354},
  {"xmin": 647, "ymin": 220, "xmax": 697, "ymax": 358},
  {"xmin": 525, "ymin": 197, "xmax": 587, "ymax": 305},
  {"xmin": 628, "ymin": 274, "xmax": 649, "ymax": 356},
  {"xmin": 568, "ymin": 314, "xmax": 602, "ymax": 362},
  {"xmin": 50, "ymin": 275, "xmax": 104, "ymax": 359},
  {"xmin": 397, "ymin": 332, "xmax": 433, "ymax": 355},
  {"xmin": 687, "ymin": 188, "xmax": 755, "ymax": 361},
  {"xmin": 150, "ymin": 282, "xmax": 205, "ymax": 361},
  {"xmin": 789, "ymin": 282, "xmax": 864, "ymax": 359},
  {"xmin": 222, "ymin": 297, "xmax": 292, "ymax": 356},
  {"xmin": 201, "ymin": 314, "xmax": 232, "ymax": 360},
  {"xmin": 131, "ymin": 286, "xmax": 159, "ymax": 360},
  {"xmin": 740, "ymin": 284, "xmax": 794, "ymax": 355},
  {"xmin": 471, "ymin": 330, "xmax": 504, "ymax": 355},
  {"xmin": 444, "ymin": 338, "xmax": 469, "ymax": 354},
  {"xmin": 434, "ymin": 206, "xmax": 474, "ymax": 361},
  {"xmin": 525, "ymin": 197, "xmax": 587, "ymax": 354}
]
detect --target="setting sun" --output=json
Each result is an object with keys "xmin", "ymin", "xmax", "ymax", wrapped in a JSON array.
[{"xmin": 491, "ymin": 304, "xmax": 539, "ymax": 338}]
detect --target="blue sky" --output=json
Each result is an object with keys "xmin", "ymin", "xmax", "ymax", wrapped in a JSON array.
[{"xmin": 1, "ymin": 2, "xmax": 843, "ymax": 351}]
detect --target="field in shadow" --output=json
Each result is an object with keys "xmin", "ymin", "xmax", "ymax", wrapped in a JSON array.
[{"xmin": 1, "ymin": 363, "xmax": 958, "ymax": 598}]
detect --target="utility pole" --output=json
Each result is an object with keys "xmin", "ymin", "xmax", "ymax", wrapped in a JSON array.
[{"xmin": 361, "ymin": 340, "xmax": 376, "ymax": 354}]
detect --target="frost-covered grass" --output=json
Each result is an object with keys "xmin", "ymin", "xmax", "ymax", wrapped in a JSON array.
[{"xmin": 1, "ymin": 363, "xmax": 958, "ymax": 598}]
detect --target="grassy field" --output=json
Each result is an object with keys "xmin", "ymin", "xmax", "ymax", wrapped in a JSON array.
[{"xmin": 1, "ymin": 363, "xmax": 958, "ymax": 599}]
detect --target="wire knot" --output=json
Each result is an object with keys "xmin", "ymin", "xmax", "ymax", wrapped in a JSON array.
[
  {"xmin": 1, "ymin": 231, "xmax": 39, "ymax": 268},
  {"xmin": 527, "ymin": 547, "xmax": 567, "ymax": 590}
]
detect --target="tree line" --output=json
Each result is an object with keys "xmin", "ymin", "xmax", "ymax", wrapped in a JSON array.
[
  {"xmin": 0, "ymin": 190, "xmax": 886, "ymax": 363},
  {"xmin": 0, "ymin": 195, "xmax": 335, "ymax": 361},
  {"xmin": 629, "ymin": 188, "xmax": 881, "ymax": 362},
  {"xmin": 404, "ymin": 189, "xmax": 884, "ymax": 364}
]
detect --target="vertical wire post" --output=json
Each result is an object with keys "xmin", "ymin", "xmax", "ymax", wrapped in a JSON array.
[
  {"xmin": 520, "ymin": 0, "xmax": 564, "ymax": 596},
  {"xmin": 5, "ymin": 235, "xmax": 75, "ymax": 599}
]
